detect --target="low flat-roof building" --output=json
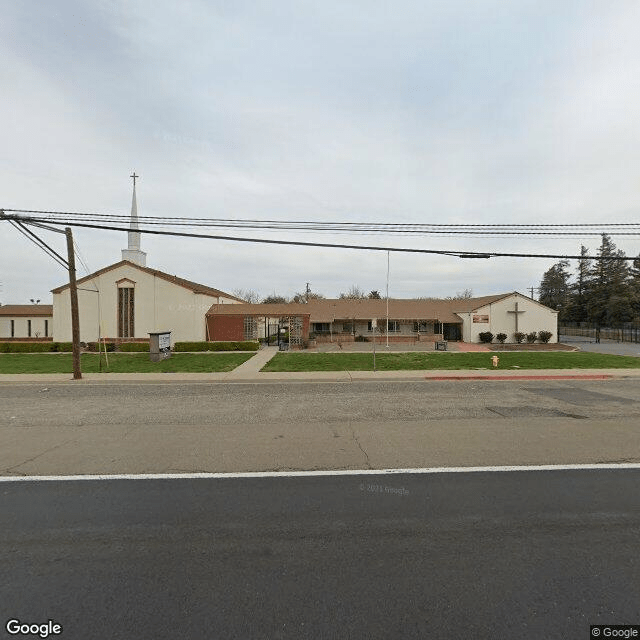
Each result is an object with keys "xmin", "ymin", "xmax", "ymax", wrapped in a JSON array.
[
  {"xmin": 0, "ymin": 304, "xmax": 53, "ymax": 340},
  {"xmin": 206, "ymin": 292, "xmax": 559, "ymax": 346}
]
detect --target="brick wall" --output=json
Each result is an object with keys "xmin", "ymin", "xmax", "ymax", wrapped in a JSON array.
[{"xmin": 206, "ymin": 315, "xmax": 245, "ymax": 341}]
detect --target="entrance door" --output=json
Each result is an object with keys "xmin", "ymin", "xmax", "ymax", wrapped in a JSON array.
[{"xmin": 443, "ymin": 323, "xmax": 462, "ymax": 341}]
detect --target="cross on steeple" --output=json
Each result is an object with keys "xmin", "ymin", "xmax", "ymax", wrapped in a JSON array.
[
  {"xmin": 130, "ymin": 171, "xmax": 139, "ymax": 187},
  {"xmin": 507, "ymin": 300, "xmax": 526, "ymax": 332}
]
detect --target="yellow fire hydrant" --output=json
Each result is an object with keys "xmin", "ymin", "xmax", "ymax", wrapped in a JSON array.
[{"xmin": 492, "ymin": 355, "xmax": 499, "ymax": 368}]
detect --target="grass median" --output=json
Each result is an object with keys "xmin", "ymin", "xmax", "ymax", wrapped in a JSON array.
[
  {"xmin": 261, "ymin": 351, "xmax": 640, "ymax": 372},
  {"xmin": 0, "ymin": 352, "xmax": 255, "ymax": 374}
]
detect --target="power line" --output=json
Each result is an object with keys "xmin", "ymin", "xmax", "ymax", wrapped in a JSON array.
[
  {"xmin": 3, "ymin": 208, "xmax": 640, "ymax": 236},
  {"xmin": 5, "ymin": 213, "xmax": 639, "ymax": 261},
  {"xmin": 5, "ymin": 219, "xmax": 68, "ymax": 269}
]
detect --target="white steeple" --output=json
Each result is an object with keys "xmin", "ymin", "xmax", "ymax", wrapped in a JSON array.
[{"xmin": 121, "ymin": 171, "xmax": 147, "ymax": 266}]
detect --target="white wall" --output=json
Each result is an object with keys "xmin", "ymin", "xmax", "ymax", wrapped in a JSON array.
[
  {"xmin": 53, "ymin": 264, "xmax": 239, "ymax": 343},
  {"xmin": 0, "ymin": 316, "xmax": 52, "ymax": 338},
  {"xmin": 459, "ymin": 294, "xmax": 558, "ymax": 343}
]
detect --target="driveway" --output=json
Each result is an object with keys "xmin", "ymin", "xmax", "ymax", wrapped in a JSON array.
[{"xmin": 560, "ymin": 335, "xmax": 640, "ymax": 357}]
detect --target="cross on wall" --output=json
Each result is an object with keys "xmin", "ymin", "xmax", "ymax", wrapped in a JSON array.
[{"xmin": 507, "ymin": 301, "xmax": 526, "ymax": 332}]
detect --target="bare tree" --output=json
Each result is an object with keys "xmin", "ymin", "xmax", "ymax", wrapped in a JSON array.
[
  {"xmin": 338, "ymin": 285, "xmax": 367, "ymax": 299},
  {"xmin": 446, "ymin": 289, "xmax": 474, "ymax": 300},
  {"xmin": 233, "ymin": 288, "xmax": 261, "ymax": 303}
]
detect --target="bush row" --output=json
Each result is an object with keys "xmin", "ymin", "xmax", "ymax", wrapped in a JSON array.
[
  {"xmin": 478, "ymin": 331, "xmax": 554, "ymax": 344},
  {"xmin": 173, "ymin": 341, "xmax": 259, "ymax": 352},
  {"xmin": 0, "ymin": 340, "xmax": 259, "ymax": 353},
  {"xmin": 0, "ymin": 342, "xmax": 74, "ymax": 353}
]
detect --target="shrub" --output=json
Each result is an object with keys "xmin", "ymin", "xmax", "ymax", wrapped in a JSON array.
[
  {"xmin": 174, "ymin": 341, "xmax": 259, "ymax": 352},
  {"xmin": 85, "ymin": 342, "xmax": 116, "ymax": 352},
  {"xmin": 118, "ymin": 342, "xmax": 150, "ymax": 352},
  {"xmin": 52, "ymin": 342, "xmax": 74, "ymax": 352},
  {"xmin": 514, "ymin": 332, "xmax": 525, "ymax": 344},
  {"xmin": 355, "ymin": 335, "xmax": 369, "ymax": 342},
  {"xmin": 538, "ymin": 330, "xmax": 553, "ymax": 343},
  {"xmin": 496, "ymin": 333, "xmax": 507, "ymax": 344},
  {"xmin": 526, "ymin": 332, "xmax": 537, "ymax": 343},
  {"xmin": 478, "ymin": 331, "xmax": 494, "ymax": 343},
  {"xmin": 0, "ymin": 342, "xmax": 54, "ymax": 353}
]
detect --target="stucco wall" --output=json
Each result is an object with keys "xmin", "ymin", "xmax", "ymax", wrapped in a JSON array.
[
  {"xmin": 458, "ymin": 294, "xmax": 558, "ymax": 343},
  {"xmin": 53, "ymin": 264, "xmax": 239, "ymax": 343},
  {"xmin": 0, "ymin": 316, "xmax": 52, "ymax": 339}
]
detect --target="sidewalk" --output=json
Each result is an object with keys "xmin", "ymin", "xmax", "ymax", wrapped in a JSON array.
[{"xmin": 1, "ymin": 364, "xmax": 640, "ymax": 384}]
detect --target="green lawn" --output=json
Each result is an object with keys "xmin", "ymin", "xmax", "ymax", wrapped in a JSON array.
[
  {"xmin": 261, "ymin": 351, "xmax": 640, "ymax": 372},
  {"xmin": 0, "ymin": 352, "xmax": 255, "ymax": 374}
]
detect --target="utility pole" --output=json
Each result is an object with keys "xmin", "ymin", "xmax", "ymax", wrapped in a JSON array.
[{"xmin": 65, "ymin": 227, "xmax": 82, "ymax": 380}]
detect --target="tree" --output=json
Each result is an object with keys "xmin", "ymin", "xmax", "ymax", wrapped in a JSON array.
[
  {"xmin": 338, "ymin": 285, "xmax": 367, "ymax": 299},
  {"xmin": 446, "ymin": 289, "xmax": 473, "ymax": 301},
  {"xmin": 587, "ymin": 234, "xmax": 630, "ymax": 325},
  {"xmin": 538, "ymin": 260, "xmax": 571, "ymax": 317},
  {"xmin": 368, "ymin": 290, "xmax": 382, "ymax": 299},
  {"xmin": 232, "ymin": 289, "xmax": 260, "ymax": 303},
  {"xmin": 563, "ymin": 246, "xmax": 591, "ymax": 322},
  {"xmin": 290, "ymin": 291, "xmax": 325, "ymax": 303},
  {"xmin": 261, "ymin": 294, "xmax": 288, "ymax": 304}
]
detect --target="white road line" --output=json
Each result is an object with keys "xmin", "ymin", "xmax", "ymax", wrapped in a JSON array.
[{"xmin": 0, "ymin": 463, "xmax": 640, "ymax": 482}]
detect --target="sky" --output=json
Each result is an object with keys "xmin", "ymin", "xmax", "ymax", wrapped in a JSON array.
[{"xmin": 2, "ymin": 0, "xmax": 640, "ymax": 304}]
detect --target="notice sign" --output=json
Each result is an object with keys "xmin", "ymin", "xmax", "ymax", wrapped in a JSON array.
[
  {"xmin": 149, "ymin": 331, "xmax": 172, "ymax": 362},
  {"xmin": 473, "ymin": 315, "xmax": 489, "ymax": 323}
]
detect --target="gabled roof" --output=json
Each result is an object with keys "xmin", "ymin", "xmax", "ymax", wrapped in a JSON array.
[
  {"xmin": 0, "ymin": 304, "xmax": 53, "ymax": 317},
  {"xmin": 458, "ymin": 291, "xmax": 558, "ymax": 314},
  {"xmin": 51, "ymin": 260, "xmax": 245, "ymax": 301}
]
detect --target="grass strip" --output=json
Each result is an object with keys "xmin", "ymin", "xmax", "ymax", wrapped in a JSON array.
[
  {"xmin": 261, "ymin": 351, "xmax": 640, "ymax": 372},
  {"xmin": 0, "ymin": 352, "xmax": 255, "ymax": 374}
]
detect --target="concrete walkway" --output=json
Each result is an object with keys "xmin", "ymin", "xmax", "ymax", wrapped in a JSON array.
[
  {"xmin": 225, "ymin": 346, "xmax": 279, "ymax": 378},
  {"xmin": 2, "ymin": 366, "xmax": 640, "ymax": 384}
]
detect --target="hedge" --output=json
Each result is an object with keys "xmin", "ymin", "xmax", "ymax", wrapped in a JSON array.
[
  {"xmin": 174, "ymin": 341, "xmax": 259, "ymax": 352},
  {"xmin": 0, "ymin": 342, "xmax": 74, "ymax": 353},
  {"xmin": 117, "ymin": 342, "xmax": 149, "ymax": 352}
]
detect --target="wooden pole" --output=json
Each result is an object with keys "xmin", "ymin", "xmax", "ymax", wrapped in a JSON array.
[{"xmin": 65, "ymin": 227, "xmax": 82, "ymax": 380}]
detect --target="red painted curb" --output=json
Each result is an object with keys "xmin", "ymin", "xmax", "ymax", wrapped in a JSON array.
[{"xmin": 424, "ymin": 374, "xmax": 613, "ymax": 381}]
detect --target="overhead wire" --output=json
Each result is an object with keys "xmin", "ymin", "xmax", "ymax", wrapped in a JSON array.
[{"xmin": 4, "ymin": 213, "xmax": 638, "ymax": 261}]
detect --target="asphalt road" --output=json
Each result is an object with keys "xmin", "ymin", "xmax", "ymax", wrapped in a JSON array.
[
  {"xmin": 1, "ymin": 379, "xmax": 640, "ymax": 474},
  {"xmin": 1, "ymin": 469, "xmax": 639, "ymax": 640}
]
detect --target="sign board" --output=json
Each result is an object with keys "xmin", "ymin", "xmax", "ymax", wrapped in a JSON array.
[
  {"xmin": 473, "ymin": 315, "xmax": 489, "ymax": 323},
  {"xmin": 149, "ymin": 331, "xmax": 172, "ymax": 362}
]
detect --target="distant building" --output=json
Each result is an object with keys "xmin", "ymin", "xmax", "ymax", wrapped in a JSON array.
[{"xmin": 0, "ymin": 305, "xmax": 53, "ymax": 340}]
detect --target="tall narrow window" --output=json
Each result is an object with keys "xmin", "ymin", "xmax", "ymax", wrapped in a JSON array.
[
  {"xmin": 118, "ymin": 288, "xmax": 135, "ymax": 337},
  {"xmin": 28, "ymin": 320, "xmax": 32, "ymax": 337},
  {"xmin": 11, "ymin": 320, "xmax": 14, "ymax": 337},
  {"xmin": 44, "ymin": 319, "xmax": 49, "ymax": 337}
]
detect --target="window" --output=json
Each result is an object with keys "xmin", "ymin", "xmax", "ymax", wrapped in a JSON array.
[
  {"xmin": 44, "ymin": 320, "xmax": 48, "ymax": 337},
  {"xmin": 383, "ymin": 320, "xmax": 400, "ymax": 332},
  {"xmin": 342, "ymin": 323, "xmax": 355, "ymax": 334},
  {"xmin": 413, "ymin": 321, "xmax": 431, "ymax": 333},
  {"xmin": 28, "ymin": 320, "xmax": 32, "ymax": 337},
  {"xmin": 11, "ymin": 320, "xmax": 14, "ymax": 337},
  {"xmin": 118, "ymin": 288, "xmax": 135, "ymax": 338},
  {"xmin": 312, "ymin": 323, "xmax": 330, "ymax": 333}
]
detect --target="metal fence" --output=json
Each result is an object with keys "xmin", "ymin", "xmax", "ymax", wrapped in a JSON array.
[{"xmin": 559, "ymin": 322, "xmax": 640, "ymax": 343}]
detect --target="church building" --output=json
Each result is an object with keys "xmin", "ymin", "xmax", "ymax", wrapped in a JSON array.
[{"xmin": 52, "ymin": 175, "xmax": 243, "ymax": 344}]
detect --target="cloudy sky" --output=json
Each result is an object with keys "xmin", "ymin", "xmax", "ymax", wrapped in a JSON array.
[{"xmin": 2, "ymin": 0, "xmax": 640, "ymax": 304}]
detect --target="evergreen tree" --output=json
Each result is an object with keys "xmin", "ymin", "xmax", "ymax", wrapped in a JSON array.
[
  {"xmin": 586, "ymin": 234, "xmax": 630, "ymax": 326},
  {"xmin": 539, "ymin": 260, "xmax": 571, "ymax": 317},
  {"xmin": 564, "ymin": 246, "xmax": 591, "ymax": 322}
]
